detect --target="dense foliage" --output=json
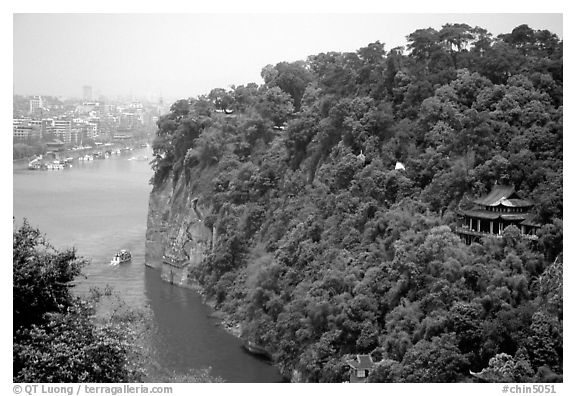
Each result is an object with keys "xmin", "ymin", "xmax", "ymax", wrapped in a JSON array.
[{"xmin": 150, "ymin": 24, "xmax": 562, "ymax": 382}]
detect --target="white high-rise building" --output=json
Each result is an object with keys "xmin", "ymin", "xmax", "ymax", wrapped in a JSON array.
[{"xmin": 29, "ymin": 96, "xmax": 43, "ymax": 114}]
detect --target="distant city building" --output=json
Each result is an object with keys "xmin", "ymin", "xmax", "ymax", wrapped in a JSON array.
[
  {"xmin": 129, "ymin": 101, "xmax": 143, "ymax": 110},
  {"xmin": 13, "ymin": 118, "xmax": 31, "ymax": 127},
  {"xmin": 76, "ymin": 102, "xmax": 100, "ymax": 115},
  {"xmin": 41, "ymin": 119, "xmax": 54, "ymax": 136},
  {"xmin": 49, "ymin": 119, "xmax": 73, "ymax": 144},
  {"xmin": 83, "ymin": 85, "xmax": 93, "ymax": 101},
  {"xmin": 13, "ymin": 118, "xmax": 41, "ymax": 141},
  {"xmin": 113, "ymin": 129, "xmax": 133, "ymax": 140},
  {"xmin": 29, "ymin": 96, "xmax": 44, "ymax": 115},
  {"xmin": 119, "ymin": 110, "xmax": 143, "ymax": 130},
  {"xmin": 45, "ymin": 139, "xmax": 65, "ymax": 151},
  {"xmin": 13, "ymin": 125, "xmax": 34, "ymax": 141},
  {"xmin": 14, "ymin": 93, "xmax": 156, "ymax": 147},
  {"xmin": 72, "ymin": 119, "xmax": 98, "ymax": 140}
]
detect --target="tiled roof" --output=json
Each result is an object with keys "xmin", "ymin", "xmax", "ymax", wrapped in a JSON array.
[
  {"xmin": 347, "ymin": 354, "xmax": 375, "ymax": 370},
  {"xmin": 459, "ymin": 209, "xmax": 539, "ymax": 222},
  {"xmin": 505, "ymin": 198, "xmax": 533, "ymax": 207},
  {"xmin": 473, "ymin": 185, "xmax": 515, "ymax": 206},
  {"xmin": 458, "ymin": 209, "xmax": 501, "ymax": 220}
]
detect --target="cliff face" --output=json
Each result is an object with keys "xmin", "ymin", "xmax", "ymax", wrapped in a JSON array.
[{"xmin": 145, "ymin": 173, "xmax": 213, "ymax": 285}]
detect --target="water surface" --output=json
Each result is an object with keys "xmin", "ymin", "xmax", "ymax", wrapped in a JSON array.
[{"xmin": 13, "ymin": 149, "xmax": 283, "ymax": 382}]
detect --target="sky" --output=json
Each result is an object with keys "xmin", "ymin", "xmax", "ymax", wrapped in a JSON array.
[{"xmin": 13, "ymin": 12, "xmax": 563, "ymax": 103}]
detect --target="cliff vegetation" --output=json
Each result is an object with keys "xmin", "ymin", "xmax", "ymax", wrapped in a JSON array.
[{"xmin": 149, "ymin": 24, "xmax": 563, "ymax": 382}]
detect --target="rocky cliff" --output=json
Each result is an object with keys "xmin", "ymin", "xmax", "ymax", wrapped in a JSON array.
[{"xmin": 145, "ymin": 172, "xmax": 213, "ymax": 286}]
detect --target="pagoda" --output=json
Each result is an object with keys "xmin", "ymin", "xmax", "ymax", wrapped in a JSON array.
[{"xmin": 455, "ymin": 185, "xmax": 540, "ymax": 244}]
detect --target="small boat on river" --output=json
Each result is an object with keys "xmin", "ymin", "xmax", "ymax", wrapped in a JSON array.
[{"xmin": 110, "ymin": 249, "xmax": 132, "ymax": 265}]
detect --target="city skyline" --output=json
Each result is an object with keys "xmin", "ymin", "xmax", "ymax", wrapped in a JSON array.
[{"xmin": 13, "ymin": 13, "xmax": 562, "ymax": 103}]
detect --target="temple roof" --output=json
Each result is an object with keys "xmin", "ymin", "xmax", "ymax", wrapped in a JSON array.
[
  {"xmin": 474, "ymin": 185, "xmax": 532, "ymax": 207},
  {"xmin": 347, "ymin": 354, "xmax": 375, "ymax": 370},
  {"xmin": 457, "ymin": 209, "xmax": 501, "ymax": 220},
  {"xmin": 505, "ymin": 199, "xmax": 533, "ymax": 207},
  {"xmin": 457, "ymin": 210, "xmax": 541, "ymax": 226}
]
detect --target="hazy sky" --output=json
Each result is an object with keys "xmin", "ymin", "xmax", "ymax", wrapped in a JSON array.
[{"xmin": 13, "ymin": 13, "xmax": 562, "ymax": 102}]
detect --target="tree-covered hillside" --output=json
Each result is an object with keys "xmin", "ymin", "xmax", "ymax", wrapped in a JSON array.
[{"xmin": 150, "ymin": 24, "xmax": 562, "ymax": 382}]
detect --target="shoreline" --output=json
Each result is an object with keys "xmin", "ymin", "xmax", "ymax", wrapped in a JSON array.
[{"xmin": 182, "ymin": 277, "xmax": 243, "ymax": 338}]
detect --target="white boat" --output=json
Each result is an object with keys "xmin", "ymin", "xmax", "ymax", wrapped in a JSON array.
[
  {"xmin": 110, "ymin": 249, "xmax": 132, "ymax": 265},
  {"xmin": 28, "ymin": 157, "xmax": 41, "ymax": 169},
  {"xmin": 46, "ymin": 162, "xmax": 65, "ymax": 170}
]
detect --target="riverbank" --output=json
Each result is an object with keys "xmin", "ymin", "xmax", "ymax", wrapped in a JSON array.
[
  {"xmin": 144, "ymin": 169, "xmax": 287, "ymax": 381},
  {"xmin": 13, "ymin": 140, "xmax": 149, "ymax": 163},
  {"xmin": 181, "ymin": 276, "xmax": 243, "ymax": 338}
]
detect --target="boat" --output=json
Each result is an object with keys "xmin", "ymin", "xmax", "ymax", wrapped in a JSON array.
[
  {"xmin": 110, "ymin": 249, "xmax": 132, "ymax": 265},
  {"xmin": 28, "ymin": 157, "xmax": 41, "ymax": 170},
  {"xmin": 242, "ymin": 340, "xmax": 272, "ymax": 360}
]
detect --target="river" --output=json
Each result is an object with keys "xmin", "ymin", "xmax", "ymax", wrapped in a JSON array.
[{"xmin": 12, "ymin": 147, "xmax": 284, "ymax": 383}]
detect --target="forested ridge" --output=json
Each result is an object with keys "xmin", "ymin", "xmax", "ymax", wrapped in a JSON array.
[{"xmin": 150, "ymin": 24, "xmax": 563, "ymax": 382}]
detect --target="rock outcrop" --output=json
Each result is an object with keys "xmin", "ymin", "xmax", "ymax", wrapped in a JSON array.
[{"xmin": 145, "ymin": 173, "xmax": 213, "ymax": 286}]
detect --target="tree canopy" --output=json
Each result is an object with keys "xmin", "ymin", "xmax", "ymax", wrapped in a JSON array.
[{"xmin": 149, "ymin": 23, "xmax": 562, "ymax": 382}]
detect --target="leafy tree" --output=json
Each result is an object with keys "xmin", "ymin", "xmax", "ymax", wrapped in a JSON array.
[
  {"xmin": 470, "ymin": 352, "xmax": 534, "ymax": 382},
  {"xmin": 13, "ymin": 220, "xmax": 84, "ymax": 330},
  {"xmin": 400, "ymin": 333, "xmax": 469, "ymax": 382},
  {"xmin": 262, "ymin": 61, "xmax": 313, "ymax": 111},
  {"xmin": 13, "ymin": 222, "xmax": 144, "ymax": 382},
  {"xmin": 208, "ymin": 88, "xmax": 234, "ymax": 113},
  {"xmin": 256, "ymin": 86, "xmax": 295, "ymax": 127}
]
